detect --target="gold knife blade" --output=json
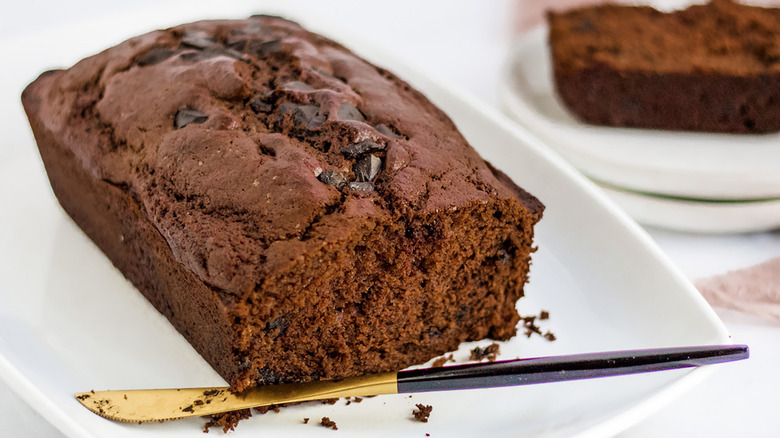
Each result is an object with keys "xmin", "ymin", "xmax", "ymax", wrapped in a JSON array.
[{"xmin": 75, "ymin": 372, "xmax": 398, "ymax": 423}]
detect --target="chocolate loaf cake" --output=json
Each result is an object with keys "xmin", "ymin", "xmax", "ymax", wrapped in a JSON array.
[
  {"xmin": 22, "ymin": 16, "xmax": 543, "ymax": 391},
  {"xmin": 547, "ymin": 0, "xmax": 780, "ymax": 133}
]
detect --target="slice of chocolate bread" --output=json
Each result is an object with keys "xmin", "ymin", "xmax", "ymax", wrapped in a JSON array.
[
  {"xmin": 22, "ymin": 15, "xmax": 543, "ymax": 392},
  {"xmin": 548, "ymin": 0, "xmax": 780, "ymax": 133}
]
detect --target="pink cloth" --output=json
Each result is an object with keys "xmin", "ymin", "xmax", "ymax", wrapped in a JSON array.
[{"xmin": 696, "ymin": 257, "xmax": 780, "ymax": 320}]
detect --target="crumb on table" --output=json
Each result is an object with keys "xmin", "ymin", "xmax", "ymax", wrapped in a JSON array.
[
  {"xmin": 470, "ymin": 343, "xmax": 500, "ymax": 362},
  {"xmin": 320, "ymin": 416, "xmax": 338, "ymax": 430},
  {"xmin": 203, "ymin": 409, "xmax": 251, "ymax": 433},
  {"xmin": 412, "ymin": 404, "xmax": 433, "ymax": 423}
]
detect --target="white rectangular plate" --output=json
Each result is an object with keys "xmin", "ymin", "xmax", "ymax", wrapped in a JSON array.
[{"xmin": 0, "ymin": 2, "xmax": 728, "ymax": 437}]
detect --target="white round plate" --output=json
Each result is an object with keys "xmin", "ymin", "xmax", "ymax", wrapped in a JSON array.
[
  {"xmin": 500, "ymin": 23, "xmax": 780, "ymax": 201},
  {"xmin": 597, "ymin": 183, "xmax": 780, "ymax": 234}
]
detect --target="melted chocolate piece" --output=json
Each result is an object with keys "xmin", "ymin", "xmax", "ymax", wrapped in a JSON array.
[
  {"xmin": 137, "ymin": 47, "xmax": 178, "ymax": 66},
  {"xmin": 256, "ymin": 367, "xmax": 282, "ymax": 385},
  {"xmin": 248, "ymin": 39, "xmax": 282, "ymax": 56},
  {"xmin": 353, "ymin": 154, "xmax": 381, "ymax": 182},
  {"xmin": 249, "ymin": 96, "xmax": 273, "ymax": 113},
  {"xmin": 337, "ymin": 102, "xmax": 365, "ymax": 122},
  {"xmin": 227, "ymin": 39, "xmax": 248, "ymax": 52},
  {"xmin": 307, "ymin": 114, "xmax": 327, "ymax": 130},
  {"xmin": 340, "ymin": 140, "xmax": 385, "ymax": 158},
  {"xmin": 278, "ymin": 103, "xmax": 322, "ymax": 128},
  {"xmin": 180, "ymin": 32, "xmax": 216, "ymax": 49},
  {"xmin": 174, "ymin": 108, "xmax": 208, "ymax": 129},
  {"xmin": 497, "ymin": 248, "xmax": 512, "ymax": 266},
  {"xmin": 317, "ymin": 170, "xmax": 347, "ymax": 188},
  {"xmin": 264, "ymin": 317, "xmax": 288, "ymax": 335},
  {"xmin": 180, "ymin": 46, "xmax": 244, "ymax": 62},
  {"xmin": 374, "ymin": 123, "xmax": 403, "ymax": 139},
  {"xmin": 282, "ymin": 81, "xmax": 314, "ymax": 91},
  {"xmin": 348, "ymin": 181, "xmax": 374, "ymax": 191},
  {"xmin": 313, "ymin": 67, "xmax": 343, "ymax": 82},
  {"xmin": 263, "ymin": 317, "xmax": 288, "ymax": 340}
]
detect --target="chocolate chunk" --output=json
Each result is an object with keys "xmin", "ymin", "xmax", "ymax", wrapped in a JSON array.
[
  {"xmin": 282, "ymin": 81, "xmax": 314, "ymax": 91},
  {"xmin": 180, "ymin": 32, "xmax": 215, "ymax": 49},
  {"xmin": 256, "ymin": 368, "xmax": 281, "ymax": 385},
  {"xmin": 179, "ymin": 51, "xmax": 200, "ymax": 61},
  {"xmin": 248, "ymin": 39, "xmax": 282, "ymax": 56},
  {"xmin": 278, "ymin": 103, "xmax": 321, "ymax": 127},
  {"xmin": 227, "ymin": 39, "xmax": 248, "ymax": 52},
  {"xmin": 216, "ymin": 46, "xmax": 246, "ymax": 60},
  {"xmin": 337, "ymin": 102, "xmax": 365, "ymax": 122},
  {"xmin": 264, "ymin": 317, "xmax": 288, "ymax": 336},
  {"xmin": 353, "ymin": 154, "xmax": 382, "ymax": 182},
  {"xmin": 137, "ymin": 47, "xmax": 177, "ymax": 66},
  {"xmin": 313, "ymin": 68, "xmax": 348, "ymax": 84},
  {"xmin": 313, "ymin": 67, "xmax": 338, "ymax": 80},
  {"xmin": 174, "ymin": 108, "xmax": 208, "ymax": 129},
  {"xmin": 374, "ymin": 123, "xmax": 403, "ymax": 139},
  {"xmin": 497, "ymin": 248, "xmax": 511, "ymax": 266},
  {"xmin": 307, "ymin": 114, "xmax": 327, "ymax": 130},
  {"xmin": 341, "ymin": 140, "xmax": 385, "ymax": 158},
  {"xmin": 180, "ymin": 46, "xmax": 244, "ymax": 62},
  {"xmin": 249, "ymin": 96, "xmax": 273, "ymax": 113},
  {"xmin": 348, "ymin": 181, "xmax": 374, "ymax": 191},
  {"xmin": 318, "ymin": 170, "xmax": 347, "ymax": 188}
]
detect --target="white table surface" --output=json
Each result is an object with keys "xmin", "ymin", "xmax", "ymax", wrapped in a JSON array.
[{"xmin": 2, "ymin": 0, "xmax": 779, "ymax": 436}]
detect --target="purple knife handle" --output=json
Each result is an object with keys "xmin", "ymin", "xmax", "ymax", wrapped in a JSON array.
[{"xmin": 397, "ymin": 345, "xmax": 748, "ymax": 393}]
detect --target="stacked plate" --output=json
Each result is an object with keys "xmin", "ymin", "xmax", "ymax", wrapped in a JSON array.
[{"xmin": 501, "ymin": 25, "xmax": 780, "ymax": 234}]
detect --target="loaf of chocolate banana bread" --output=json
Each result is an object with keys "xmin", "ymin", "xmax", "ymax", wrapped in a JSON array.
[
  {"xmin": 22, "ymin": 15, "xmax": 543, "ymax": 391},
  {"xmin": 548, "ymin": 0, "xmax": 780, "ymax": 133}
]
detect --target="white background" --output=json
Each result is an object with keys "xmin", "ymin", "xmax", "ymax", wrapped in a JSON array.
[{"xmin": 2, "ymin": 0, "xmax": 780, "ymax": 436}]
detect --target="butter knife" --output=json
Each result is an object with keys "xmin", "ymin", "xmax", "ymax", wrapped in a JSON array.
[{"xmin": 75, "ymin": 344, "xmax": 748, "ymax": 423}]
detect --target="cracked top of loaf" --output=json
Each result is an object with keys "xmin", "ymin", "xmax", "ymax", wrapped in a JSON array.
[{"xmin": 25, "ymin": 15, "xmax": 543, "ymax": 296}]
